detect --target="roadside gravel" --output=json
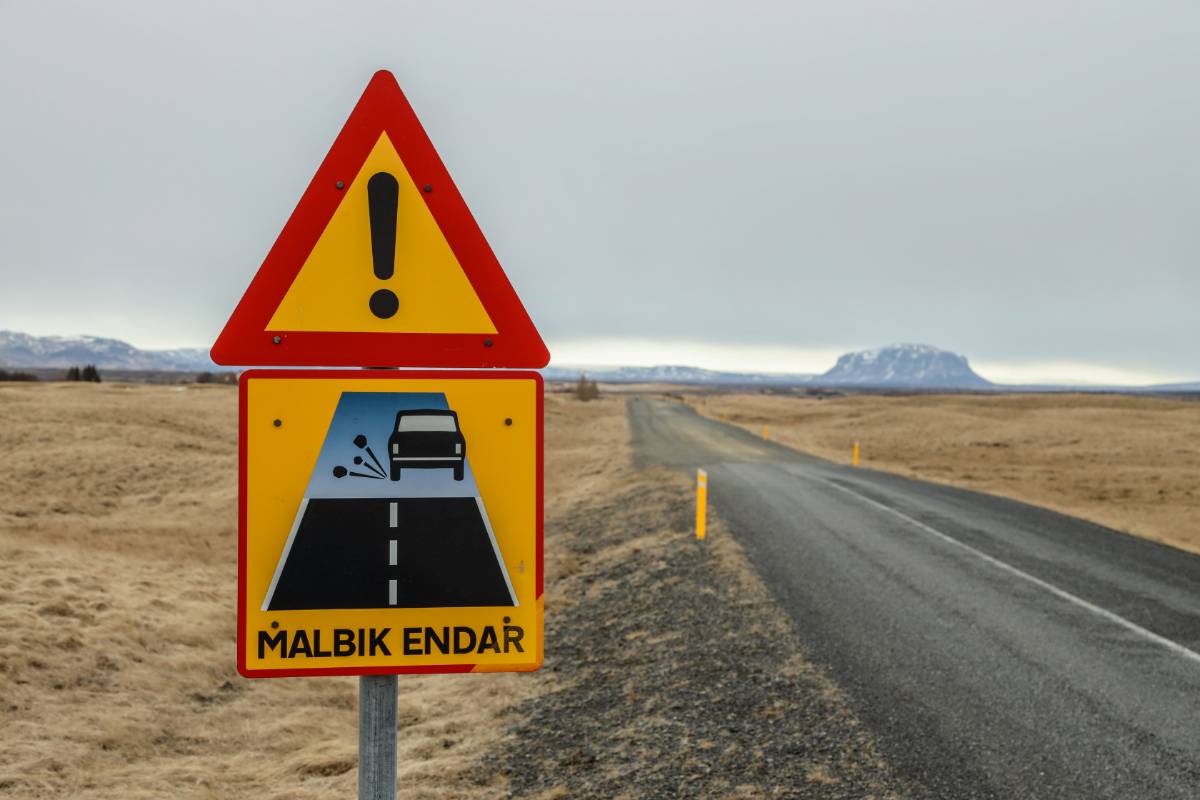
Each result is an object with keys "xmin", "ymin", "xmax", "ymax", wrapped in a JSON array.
[{"xmin": 486, "ymin": 397, "xmax": 910, "ymax": 799}]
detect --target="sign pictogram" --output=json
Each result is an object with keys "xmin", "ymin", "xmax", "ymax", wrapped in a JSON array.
[{"xmin": 238, "ymin": 370, "xmax": 543, "ymax": 677}]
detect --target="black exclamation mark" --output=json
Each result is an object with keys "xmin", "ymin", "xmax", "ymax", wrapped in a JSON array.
[{"xmin": 367, "ymin": 172, "xmax": 400, "ymax": 319}]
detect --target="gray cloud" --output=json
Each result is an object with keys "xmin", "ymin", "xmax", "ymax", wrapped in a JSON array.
[{"xmin": 0, "ymin": 1, "xmax": 1196, "ymax": 378}]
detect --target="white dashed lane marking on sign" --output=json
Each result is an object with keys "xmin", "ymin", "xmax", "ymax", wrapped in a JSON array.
[{"xmin": 388, "ymin": 503, "xmax": 399, "ymax": 604}]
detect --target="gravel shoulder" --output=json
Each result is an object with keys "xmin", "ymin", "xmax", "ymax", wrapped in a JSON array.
[{"xmin": 485, "ymin": 393, "xmax": 910, "ymax": 799}]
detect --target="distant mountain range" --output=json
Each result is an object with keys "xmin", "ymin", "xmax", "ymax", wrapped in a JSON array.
[
  {"xmin": 0, "ymin": 331, "xmax": 215, "ymax": 372},
  {"xmin": 549, "ymin": 344, "xmax": 989, "ymax": 389},
  {"xmin": 1150, "ymin": 381, "xmax": 1200, "ymax": 392},
  {"xmin": 1, "ymin": 332, "xmax": 1194, "ymax": 392},
  {"xmin": 542, "ymin": 364, "xmax": 815, "ymax": 385},
  {"xmin": 550, "ymin": 344, "xmax": 1198, "ymax": 392}
]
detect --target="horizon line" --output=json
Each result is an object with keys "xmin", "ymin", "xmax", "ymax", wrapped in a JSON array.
[{"xmin": 1, "ymin": 328, "xmax": 1194, "ymax": 388}]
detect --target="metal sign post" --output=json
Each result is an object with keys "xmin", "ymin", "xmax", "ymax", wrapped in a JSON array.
[{"xmin": 359, "ymin": 675, "xmax": 398, "ymax": 800}]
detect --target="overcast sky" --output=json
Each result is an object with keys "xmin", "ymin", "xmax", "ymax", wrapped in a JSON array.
[{"xmin": 1, "ymin": 1, "xmax": 1197, "ymax": 383}]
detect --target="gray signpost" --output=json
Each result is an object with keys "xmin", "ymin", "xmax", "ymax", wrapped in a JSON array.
[{"xmin": 359, "ymin": 675, "xmax": 398, "ymax": 800}]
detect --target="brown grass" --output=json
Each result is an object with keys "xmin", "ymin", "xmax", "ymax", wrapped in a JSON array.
[
  {"xmin": 691, "ymin": 392, "xmax": 1200, "ymax": 554},
  {"xmin": 0, "ymin": 383, "xmax": 600, "ymax": 799}
]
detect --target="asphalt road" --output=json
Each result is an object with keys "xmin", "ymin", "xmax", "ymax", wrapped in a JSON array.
[
  {"xmin": 628, "ymin": 396, "xmax": 1200, "ymax": 800},
  {"xmin": 264, "ymin": 497, "xmax": 514, "ymax": 610}
]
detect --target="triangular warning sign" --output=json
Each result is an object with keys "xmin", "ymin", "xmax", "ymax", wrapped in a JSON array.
[{"xmin": 211, "ymin": 70, "xmax": 548, "ymax": 368}]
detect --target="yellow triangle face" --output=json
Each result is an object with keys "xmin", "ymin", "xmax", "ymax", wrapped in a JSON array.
[{"xmin": 267, "ymin": 133, "xmax": 497, "ymax": 334}]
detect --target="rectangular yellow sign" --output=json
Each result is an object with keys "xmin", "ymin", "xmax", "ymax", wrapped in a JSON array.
[{"xmin": 237, "ymin": 370, "xmax": 543, "ymax": 676}]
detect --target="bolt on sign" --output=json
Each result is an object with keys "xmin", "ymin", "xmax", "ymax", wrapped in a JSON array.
[{"xmin": 212, "ymin": 71, "xmax": 547, "ymax": 677}]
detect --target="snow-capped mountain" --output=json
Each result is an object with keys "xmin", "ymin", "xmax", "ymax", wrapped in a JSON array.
[
  {"xmin": 0, "ymin": 331, "xmax": 215, "ymax": 371},
  {"xmin": 819, "ymin": 344, "xmax": 990, "ymax": 388}
]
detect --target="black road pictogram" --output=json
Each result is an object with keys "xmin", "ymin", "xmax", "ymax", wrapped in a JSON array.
[{"xmin": 264, "ymin": 497, "xmax": 515, "ymax": 611}]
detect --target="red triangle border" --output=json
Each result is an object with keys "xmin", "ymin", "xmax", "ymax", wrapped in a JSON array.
[{"xmin": 210, "ymin": 70, "xmax": 549, "ymax": 369}]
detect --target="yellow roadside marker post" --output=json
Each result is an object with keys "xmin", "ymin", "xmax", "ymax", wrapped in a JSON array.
[
  {"xmin": 853, "ymin": 441, "xmax": 860, "ymax": 467},
  {"xmin": 696, "ymin": 469, "xmax": 708, "ymax": 541},
  {"xmin": 762, "ymin": 425, "xmax": 769, "ymax": 441}
]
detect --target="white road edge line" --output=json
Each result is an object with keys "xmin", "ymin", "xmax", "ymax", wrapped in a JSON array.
[
  {"xmin": 475, "ymin": 496, "xmax": 519, "ymax": 607},
  {"xmin": 823, "ymin": 479, "xmax": 1200, "ymax": 667},
  {"xmin": 261, "ymin": 496, "xmax": 310, "ymax": 612}
]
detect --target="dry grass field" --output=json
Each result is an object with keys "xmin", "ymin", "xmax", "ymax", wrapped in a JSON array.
[
  {"xmin": 0, "ymin": 382, "xmax": 534, "ymax": 799},
  {"xmin": 691, "ymin": 392, "xmax": 1200, "ymax": 554},
  {"xmin": 0, "ymin": 382, "xmax": 906, "ymax": 798}
]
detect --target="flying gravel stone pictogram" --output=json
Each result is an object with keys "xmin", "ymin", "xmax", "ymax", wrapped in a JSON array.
[{"xmin": 262, "ymin": 391, "xmax": 516, "ymax": 611}]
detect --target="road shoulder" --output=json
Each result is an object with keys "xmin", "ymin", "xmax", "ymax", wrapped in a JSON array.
[{"xmin": 483, "ymin": 394, "xmax": 910, "ymax": 798}]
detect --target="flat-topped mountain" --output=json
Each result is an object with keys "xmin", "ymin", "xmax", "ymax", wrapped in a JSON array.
[{"xmin": 819, "ymin": 344, "xmax": 991, "ymax": 388}]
